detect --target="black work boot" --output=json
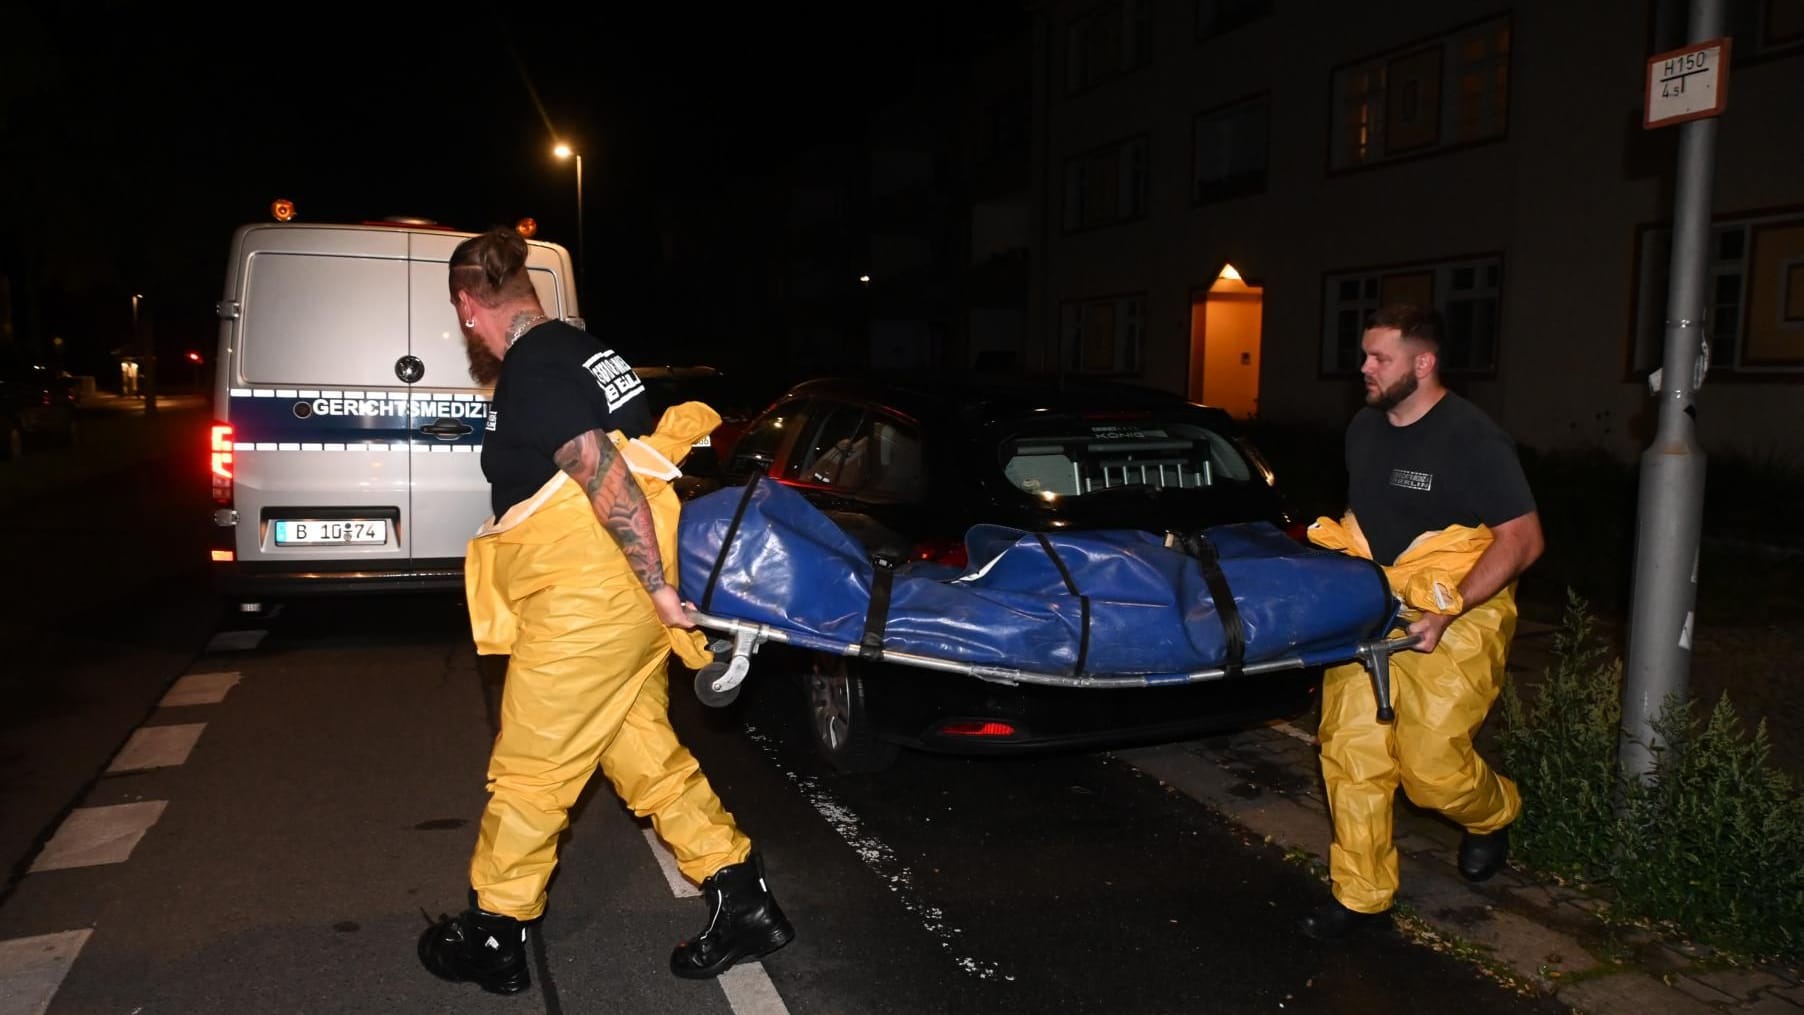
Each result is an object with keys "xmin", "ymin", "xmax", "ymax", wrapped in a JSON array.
[
  {"xmin": 1458, "ymin": 825, "xmax": 1511, "ymax": 882},
  {"xmin": 418, "ymin": 903, "xmax": 531, "ymax": 995},
  {"xmin": 670, "ymin": 854, "xmax": 795, "ymax": 978},
  {"xmin": 1299, "ymin": 898, "xmax": 1391, "ymax": 941}
]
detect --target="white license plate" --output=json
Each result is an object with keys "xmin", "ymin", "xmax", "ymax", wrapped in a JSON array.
[{"xmin": 273, "ymin": 519, "xmax": 388, "ymax": 546}]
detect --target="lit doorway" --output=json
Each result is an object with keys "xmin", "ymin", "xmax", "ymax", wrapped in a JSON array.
[{"xmin": 1188, "ymin": 264, "xmax": 1263, "ymax": 419}]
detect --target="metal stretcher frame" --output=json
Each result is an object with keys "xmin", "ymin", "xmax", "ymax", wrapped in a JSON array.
[{"xmin": 683, "ymin": 608, "xmax": 1423, "ymax": 724}]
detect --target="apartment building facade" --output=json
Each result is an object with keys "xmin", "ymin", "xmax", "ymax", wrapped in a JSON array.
[{"xmin": 1024, "ymin": 0, "xmax": 1804, "ymax": 458}]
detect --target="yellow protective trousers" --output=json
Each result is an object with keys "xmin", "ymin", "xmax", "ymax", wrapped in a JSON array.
[
  {"xmin": 462, "ymin": 403, "xmax": 749, "ymax": 921},
  {"xmin": 1310, "ymin": 514, "xmax": 1524, "ymax": 914}
]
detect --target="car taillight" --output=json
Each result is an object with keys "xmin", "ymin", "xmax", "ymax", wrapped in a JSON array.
[
  {"xmin": 912, "ymin": 537, "xmax": 968, "ymax": 569},
  {"xmin": 938, "ymin": 720, "xmax": 1017, "ymax": 738},
  {"xmin": 210, "ymin": 423, "xmax": 234, "ymax": 504}
]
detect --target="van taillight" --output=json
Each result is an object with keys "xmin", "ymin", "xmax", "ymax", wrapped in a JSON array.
[{"xmin": 210, "ymin": 423, "xmax": 234, "ymax": 504}]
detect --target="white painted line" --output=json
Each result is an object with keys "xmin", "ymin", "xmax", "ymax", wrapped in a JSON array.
[
  {"xmin": 640, "ymin": 832, "xmax": 790, "ymax": 1014},
  {"xmin": 718, "ymin": 963, "xmax": 789, "ymax": 1015},
  {"xmin": 107, "ymin": 724, "xmax": 206, "ymax": 772},
  {"xmin": 30, "ymin": 802, "xmax": 168, "ymax": 872},
  {"xmin": 0, "ymin": 929, "xmax": 92, "ymax": 1015},
  {"xmin": 1274, "ymin": 721, "xmax": 1317, "ymax": 745},
  {"xmin": 641, "ymin": 828, "xmax": 700, "ymax": 898},
  {"xmin": 160, "ymin": 671, "xmax": 241, "ymax": 707},
  {"xmin": 742, "ymin": 723, "xmax": 1012, "ymax": 982},
  {"xmin": 205, "ymin": 629, "xmax": 266, "ymax": 653}
]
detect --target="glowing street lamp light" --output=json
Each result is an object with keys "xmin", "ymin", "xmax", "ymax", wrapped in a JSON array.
[{"xmin": 553, "ymin": 143, "xmax": 584, "ymax": 296}]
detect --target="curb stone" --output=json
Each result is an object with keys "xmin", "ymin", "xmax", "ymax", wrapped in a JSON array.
[{"xmin": 1114, "ymin": 724, "xmax": 1804, "ymax": 1015}]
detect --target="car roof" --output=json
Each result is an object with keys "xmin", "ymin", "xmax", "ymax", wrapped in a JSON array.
[{"xmin": 778, "ymin": 371, "xmax": 1226, "ymax": 427}]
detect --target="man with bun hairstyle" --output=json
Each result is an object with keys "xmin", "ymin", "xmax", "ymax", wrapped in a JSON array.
[{"xmin": 418, "ymin": 227, "xmax": 792, "ymax": 994}]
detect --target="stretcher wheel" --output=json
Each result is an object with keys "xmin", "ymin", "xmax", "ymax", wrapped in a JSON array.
[{"xmin": 694, "ymin": 659, "xmax": 745, "ymax": 708}]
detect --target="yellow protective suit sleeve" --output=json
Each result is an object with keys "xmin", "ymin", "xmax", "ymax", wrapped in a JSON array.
[
  {"xmin": 465, "ymin": 400, "xmax": 722, "ymax": 663},
  {"xmin": 1308, "ymin": 512, "xmax": 1494, "ymax": 616}
]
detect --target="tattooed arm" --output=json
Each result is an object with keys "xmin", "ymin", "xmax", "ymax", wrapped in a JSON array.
[{"xmin": 554, "ymin": 428, "xmax": 695, "ymax": 629}]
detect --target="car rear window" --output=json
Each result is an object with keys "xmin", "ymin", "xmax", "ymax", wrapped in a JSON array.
[{"xmin": 997, "ymin": 417, "xmax": 1254, "ymax": 497}]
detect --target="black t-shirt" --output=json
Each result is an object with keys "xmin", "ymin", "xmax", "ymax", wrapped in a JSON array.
[
  {"xmin": 1344, "ymin": 392, "xmax": 1537, "ymax": 566},
  {"xmin": 482, "ymin": 320, "xmax": 652, "ymax": 516}
]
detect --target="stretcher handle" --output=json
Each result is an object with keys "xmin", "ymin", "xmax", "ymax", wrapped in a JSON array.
[{"xmin": 1356, "ymin": 631, "xmax": 1424, "ymax": 724}]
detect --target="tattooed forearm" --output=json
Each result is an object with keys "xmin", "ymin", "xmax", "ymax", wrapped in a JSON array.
[{"xmin": 553, "ymin": 429, "xmax": 667, "ymax": 593}]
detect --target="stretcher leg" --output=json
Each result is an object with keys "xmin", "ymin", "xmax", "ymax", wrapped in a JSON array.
[{"xmin": 693, "ymin": 629, "xmax": 760, "ymax": 707}]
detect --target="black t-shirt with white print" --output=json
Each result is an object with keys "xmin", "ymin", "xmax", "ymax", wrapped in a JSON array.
[
  {"xmin": 482, "ymin": 320, "xmax": 651, "ymax": 517},
  {"xmin": 1344, "ymin": 391, "xmax": 1537, "ymax": 566}
]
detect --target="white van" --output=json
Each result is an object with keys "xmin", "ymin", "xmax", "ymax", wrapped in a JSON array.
[{"xmin": 208, "ymin": 220, "xmax": 580, "ymax": 599}]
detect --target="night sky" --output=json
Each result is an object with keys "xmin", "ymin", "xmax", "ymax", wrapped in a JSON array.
[{"xmin": 1, "ymin": 3, "xmax": 1003, "ymax": 376}]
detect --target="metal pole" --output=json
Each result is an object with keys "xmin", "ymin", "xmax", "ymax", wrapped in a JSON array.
[{"xmin": 1619, "ymin": 0, "xmax": 1722, "ymax": 781}]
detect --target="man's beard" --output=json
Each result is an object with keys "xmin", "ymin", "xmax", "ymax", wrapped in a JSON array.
[
  {"xmin": 1364, "ymin": 371, "xmax": 1417, "ymax": 411},
  {"xmin": 465, "ymin": 332, "xmax": 502, "ymax": 386}
]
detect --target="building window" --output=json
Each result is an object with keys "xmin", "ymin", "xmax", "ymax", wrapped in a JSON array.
[
  {"xmin": 1330, "ymin": 15, "xmax": 1511, "ymax": 171},
  {"xmin": 1321, "ymin": 256, "xmax": 1504, "ymax": 374},
  {"xmin": 1062, "ymin": 293, "xmax": 1145, "ymax": 375},
  {"xmin": 1196, "ymin": 0, "xmax": 1271, "ymax": 40},
  {"xmin": 1631, "ymin": 210, "xmax": 1804, "ymax": 375},
  {"xmin": 1064, "ymin": 136, "xmax": 1150, "ymax": 232},
  {"xmin": 1066, "ymin": 0, "xmax": 1153, "ymax": 95},
  {"xmin": 1727, "ymin": 0, "xmax": 1804, "ymax": 61},
  {"xmin": 1192, "ymin": 95, "xmax": 1269, "ymax": 204}
]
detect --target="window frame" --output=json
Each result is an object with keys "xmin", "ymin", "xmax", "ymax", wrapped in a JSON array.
[
  {"xmin": 1060, "ymin": 291, "xmax": 1148, "ymax": 377},
  {"xmin": 1064, "ymin": 0, "xmax": 1155, "ymax": 97},
  {"xmin": 1627, "ymin": 206, "xmax": 1804, "ymax": 380},
  {"xmin": 1190, "ymin": 91, "xmax": 1272, "ymax": 205},
  {"xmin": 1318, "ymin": 253, "xmax": 1507, "ymax": 378},
  {"xmin": 1062, "ymin": 133, "xmax": 1152, "ymax": 234},
  {"xmin": 1324, "ymin": 11, "xmax": 1514, "ymax": 175}
]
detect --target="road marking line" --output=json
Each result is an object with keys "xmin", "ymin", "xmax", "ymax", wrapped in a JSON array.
[
  {"xmin": 718, "ymin": 963, "xmax": 789, "ymax": 1015},
  {"xmin": 205, "ymin": 630, "xmax": 266, "ymax": 653},
  {"xmin": 641, "ymin": 828, "xmax": 700, "ymax": 897},
  {"xmin": 159, "ymin": 671, "xmax": 241, "ymax": 707},
  {"xmin": 107, "ymin": 724, "xmax": 206, "ymax": 773},
  {"xmin": 742, "ymin": 723, "xmax": 1011, "ymax": 982},
  {"xmin": 1274, "ymin": 721, "xmax": 1317, "ymax": 745},
  {"xmin": 0, "ymin": 929, "xmax": 91, "ymax": 1015},
  {"xmin": 638, "ymin": 830, "xmax": 790, "ymax": 1015},
  {"xmin": 29, "ymin": 802, "xmax": 168, "ymax": 872}
]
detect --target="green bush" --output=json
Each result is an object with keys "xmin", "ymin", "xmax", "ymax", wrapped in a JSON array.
[
  {"xmin": 1616, "ymin": 699, "xmax": 1804, "ymax": 960},
  {"xmin": 1500, "ymin": 594, "xmax": 1624, "ymax": 879},
  {"xmin": 1500, "ymin": 593, "xmax": 1804, "ymax": 964}
]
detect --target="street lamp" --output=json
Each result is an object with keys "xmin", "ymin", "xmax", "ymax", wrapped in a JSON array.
[{"xmin": 552, "ymin": 143, "xmax": 584, "ymax": 298}]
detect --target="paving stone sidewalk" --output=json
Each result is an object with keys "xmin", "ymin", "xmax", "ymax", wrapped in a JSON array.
[{"xmin": 1117, "ymin": 621, "xmax": 1804, "ymax": 1015}]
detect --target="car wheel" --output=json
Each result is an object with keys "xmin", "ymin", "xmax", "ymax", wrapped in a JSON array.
[{"xmin": 805, "ymin": 654, "xmax": 900, "ymax": 773}]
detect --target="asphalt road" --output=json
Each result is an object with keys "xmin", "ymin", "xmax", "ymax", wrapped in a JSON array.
[{"xmin": 0, "ymin": 410, "xmax": 1568, "ymax": 1014}]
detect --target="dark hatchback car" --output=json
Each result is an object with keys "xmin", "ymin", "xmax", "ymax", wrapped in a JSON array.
[{"xmin": 714, "ymin": 372, "xmax": 1320, "ymax": 772}]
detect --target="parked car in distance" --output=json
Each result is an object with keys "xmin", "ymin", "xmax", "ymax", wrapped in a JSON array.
[
  {"xmin": 0, "ymin": 358, "xmax": 78, "ymax": 461},
  {"xmin": 715, "ymin": 371, "xmax": 1317, "ymax": 772}
]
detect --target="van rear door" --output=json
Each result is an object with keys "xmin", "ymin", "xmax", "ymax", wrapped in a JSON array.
[
  {"xmin": 402, "ymin": 233, "xmax": 577, "ymax": 564},
  {"xmin": 403, "ymin": 232, "xmax": 492, "ymax": 567},
  {"xmin": 229, "ymin": 228, "xmax": 413, "ymax": 570}
]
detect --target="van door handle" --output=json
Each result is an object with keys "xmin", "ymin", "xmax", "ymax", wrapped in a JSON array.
[{"xmin": 419, "ymin": 418, "xmax": 474, "ymax": 441}]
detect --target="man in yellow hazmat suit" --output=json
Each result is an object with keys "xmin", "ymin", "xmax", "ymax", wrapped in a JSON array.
[
  {"xmin": 1301, "ymin": 303, "xmax": 1544, "ymax": 940},
  {"xmin": 418, "ymin": 228, "xmax": 792, "ymax": 994}
]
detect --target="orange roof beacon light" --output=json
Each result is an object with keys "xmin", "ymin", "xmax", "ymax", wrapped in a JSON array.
[
  {"xmin": 271, "ymin": 198, "xmax": 296, "ymax": 222},
  {"xmin": 515, "ymin": 217, "xmax": 538, "ymax": 238}
]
